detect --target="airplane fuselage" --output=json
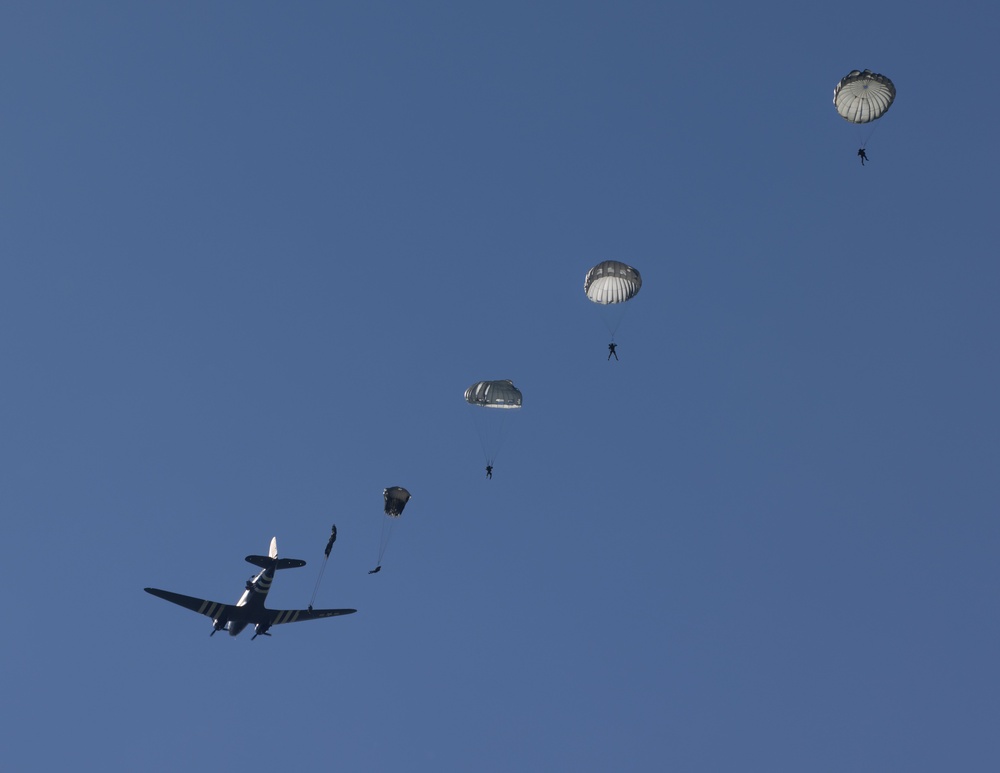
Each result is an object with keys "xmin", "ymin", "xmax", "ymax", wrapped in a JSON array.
[{"xmin": 220, "ymin": 563, "xmax": 275, "ymax": 636}]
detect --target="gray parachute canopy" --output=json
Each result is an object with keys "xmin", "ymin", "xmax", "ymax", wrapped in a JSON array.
[
  {"xmin": 465, "ymin": 380, "xmax": 523, "ymax": 409},
  {"xmin": 383, "ymin": 487, "xmax": 411, "ymax": 517},
  {"xmin": 584, "ymin": 261, "xmax": 642, "ymax": 305},
  {"xmin": 833, "ymin": 70, "xmax": 895, "ymax": 124}
]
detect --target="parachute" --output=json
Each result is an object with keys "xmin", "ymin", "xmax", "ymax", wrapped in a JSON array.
[
  {"xmin": 833, "ymin": 70, "xmax": 895, "ymax": 160},
  {"xmin": 584, "ymin": 261, "xmax": 642, "ymax": 345},
  {"xmin": 465, "ymin": 380, "xmax": 522, "ymax": 469},
  {"xmin": 384, "ymin": 486, "xmax": 411, "ymax": 516},
  {"xmin": 465, "ymin": 380, "xmax": 523, "ymax": 409},
  {"xmin": 372, "ymin": 487, "xmax": 411, "ymax": 573},
  {"xmin": 584, "ymin": 260, "xmax": 642, "ymax": 305},
  {"xmin": 833, "ymin": 70, "xmax": 895, "ymax": 124}
]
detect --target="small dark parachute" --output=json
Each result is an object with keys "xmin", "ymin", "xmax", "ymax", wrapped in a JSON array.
[
  {"xmin": 833, "ymin": 69, "xmax": 895, "ymax": 155},
  {"xmin": 372, "ymin": 487, "xmax": 411, "ymax": 573},
  {"xmin": 584, "ymin": 261, "xmax": 642, "ymax": 344},
  {"xmin": 465, "ymin": 380, "xmax": 522, "ymax": 469},
  {"xmin": 384, "ymin": 486, "xmax": 411, "ymax": 516}
]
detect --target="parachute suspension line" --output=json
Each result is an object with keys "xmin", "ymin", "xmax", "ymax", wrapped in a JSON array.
[
  {"xmin": 467, "ymin": 409, "xmax": 491, "ymax": 466},
  {"xmin": 858, "ymin": 121, "xmax": 880, "ymax": 150},
  {"xmin": 601, "ymin": 306, "xmax": 621, "ymax": 339},
  {"xmin": 308, "ymin": 557, "xmax": 329, "ymax": 609},
  {"xmin": 478, "ymin": 408, "xmax": 511, "ymax": 468},
  {"xmin": 377, "ymin": 515, "xmax": 395, "ymax": 567},
  {"xmin": 598, "ymin": 302, "xmax": 629, "ymax": 341},
  {"xmin": 490, "ymin": 409, "xmax": 510, "ymax": 466},
  {"xmin": 309, "ymin": 525, "xmax": 338, "ymax": 609}
]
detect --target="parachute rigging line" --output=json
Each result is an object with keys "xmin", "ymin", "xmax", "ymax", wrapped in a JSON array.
[
  {"xmin": 468, "ymin": 406, "xmax": 511, "ymax": 466},
  {"xmin": 309, "ymin": 524, "xmax": 337, "ymax": 610},
  {"xmin": 858, "ymin": 120, "xmax": 880, "ymax": 150},
  {"xmin": 467, "ymin": 407, "xmax": 492, "ymax": 465},
  {"xmin": 377, "ymin": 515, "xmax": 392, "ymax": 566}
]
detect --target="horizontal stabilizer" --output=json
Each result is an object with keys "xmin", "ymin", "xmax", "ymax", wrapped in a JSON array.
[{"xmin": 245, "ymin": 555, "xmax": 306, "ymax": 569}]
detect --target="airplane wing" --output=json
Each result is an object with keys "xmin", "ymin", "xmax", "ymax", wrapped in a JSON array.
[
  {"xmin": 144, "ymin": 587, "xmax": 236, "ymax": 621},
  {"xmin": 260, "ymin": 607, "xmax": 357, "ymax": 626}
]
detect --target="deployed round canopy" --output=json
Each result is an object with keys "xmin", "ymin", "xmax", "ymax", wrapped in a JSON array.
[
  {"xmin": 833, "ymin": 70, "xmax": 895, "ymax": 124},
  {"xmin": 383, "ymin": 487, "xmax": 411, "ymax": 517},
  {"xmin": 465, "ymin": 380, "xmax": 522, "ymax": 409},
  {"xmin": 584, "ymin": 261, "xmax": 642, "ymax": 305}
]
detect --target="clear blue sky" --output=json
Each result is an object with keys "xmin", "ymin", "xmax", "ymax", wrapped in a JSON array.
[{"xmin": 3, "ymin": 3, "xmax": 999, "ymax": 771}]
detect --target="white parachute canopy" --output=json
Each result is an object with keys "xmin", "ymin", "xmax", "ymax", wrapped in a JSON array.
[
  {"xmin": 584, "ymin": 260, "xmax": 642, "ymax": 305},
  {"xmin": 584, "ymin": 261, "xmax": 642, "ymax": 341},
  {"xmin": 833, "ymin": 70, "xmax": 895, "ymax": 124}
]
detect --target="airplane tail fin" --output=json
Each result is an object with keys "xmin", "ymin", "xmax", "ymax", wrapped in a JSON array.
[{"xmin": 269, "ymin": 537, "xmax": 278, "ymax": 559}]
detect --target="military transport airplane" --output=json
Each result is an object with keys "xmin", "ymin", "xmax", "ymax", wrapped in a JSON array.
[{"xmin": 145, "ymin": 537, "xmax": 356, "ymax": 639}]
